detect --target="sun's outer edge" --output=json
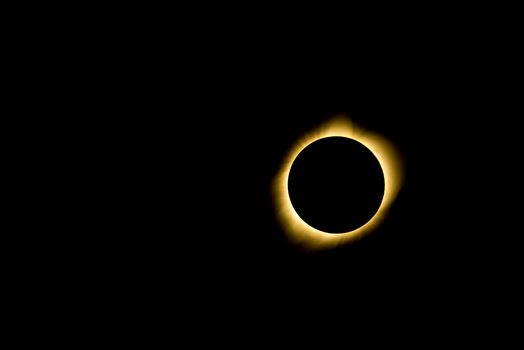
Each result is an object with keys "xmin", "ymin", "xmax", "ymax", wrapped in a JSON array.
[{"xmin": 272, "ymin": 115, "xmax": 404, "ymax": 251}]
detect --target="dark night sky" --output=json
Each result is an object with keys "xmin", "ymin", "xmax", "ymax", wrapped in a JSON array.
[
  {"xmin": 120, "ymin": 64, "xmax": 518, "ymax": 304},
  {"xmin": 70, "ymin": 15, "xmax": 521, "ymax": 329},
  {"xmin": 14, "ymin": 5, "xmax": 524, "ymax": 344}
]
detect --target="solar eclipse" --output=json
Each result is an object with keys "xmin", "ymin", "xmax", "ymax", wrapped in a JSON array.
[
  {"xmin": 288, "ymin": 136, "xmax": 385, "ymax": 234},
  {"xmin": 273, "ymin": 116, "xmax": 403, "ymax": 251}
]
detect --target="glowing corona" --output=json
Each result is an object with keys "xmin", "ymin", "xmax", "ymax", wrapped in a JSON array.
[{"xmin": 272, "ymin": 116, "xmax": 404, "ymax": 251}]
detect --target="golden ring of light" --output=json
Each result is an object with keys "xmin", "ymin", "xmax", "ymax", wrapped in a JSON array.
[{"xmin": 272, "ymin": 115, "xmax": 404, "ymax": 251}]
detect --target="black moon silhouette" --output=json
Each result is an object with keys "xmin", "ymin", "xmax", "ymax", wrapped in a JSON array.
[{"xmin": 287, "ymin": 137, "xmax": 385, "ymax": 233}]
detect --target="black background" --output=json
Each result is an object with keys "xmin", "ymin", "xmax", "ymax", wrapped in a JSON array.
[
  {"xmin": 113, "ymin": 56, "xmax": 519, "ymax": 312},
  {"xmin": 8, "ymin": 4, "xmax": 523, "ymax": 345},
  {"xmin": 43, "ymin": 10, "xmax": 521, "ymax": 334}
]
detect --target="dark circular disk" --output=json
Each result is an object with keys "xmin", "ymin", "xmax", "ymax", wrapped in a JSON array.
[{"xmin": 288, "ymin": 136, "xmax": 385, "ymax": 233}]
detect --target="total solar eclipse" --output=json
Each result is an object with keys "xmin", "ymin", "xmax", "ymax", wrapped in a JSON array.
[
  {"xmin": 273, "ymin": 116, "xmax": 404, "ymax": 251},
  {"xmin": 288, "ymin": 137, "xmax": 385, "ymax": 233}
]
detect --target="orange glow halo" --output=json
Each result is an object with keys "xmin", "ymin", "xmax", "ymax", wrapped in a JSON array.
[{"xmin": 272, "ymin": 116, "xmax": 404, "ymax": 251}]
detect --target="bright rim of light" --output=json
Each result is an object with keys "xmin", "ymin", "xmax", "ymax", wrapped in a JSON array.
[{"xmin": 272, "ymin": 115, "xmax": 404, "ymax": 251}]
